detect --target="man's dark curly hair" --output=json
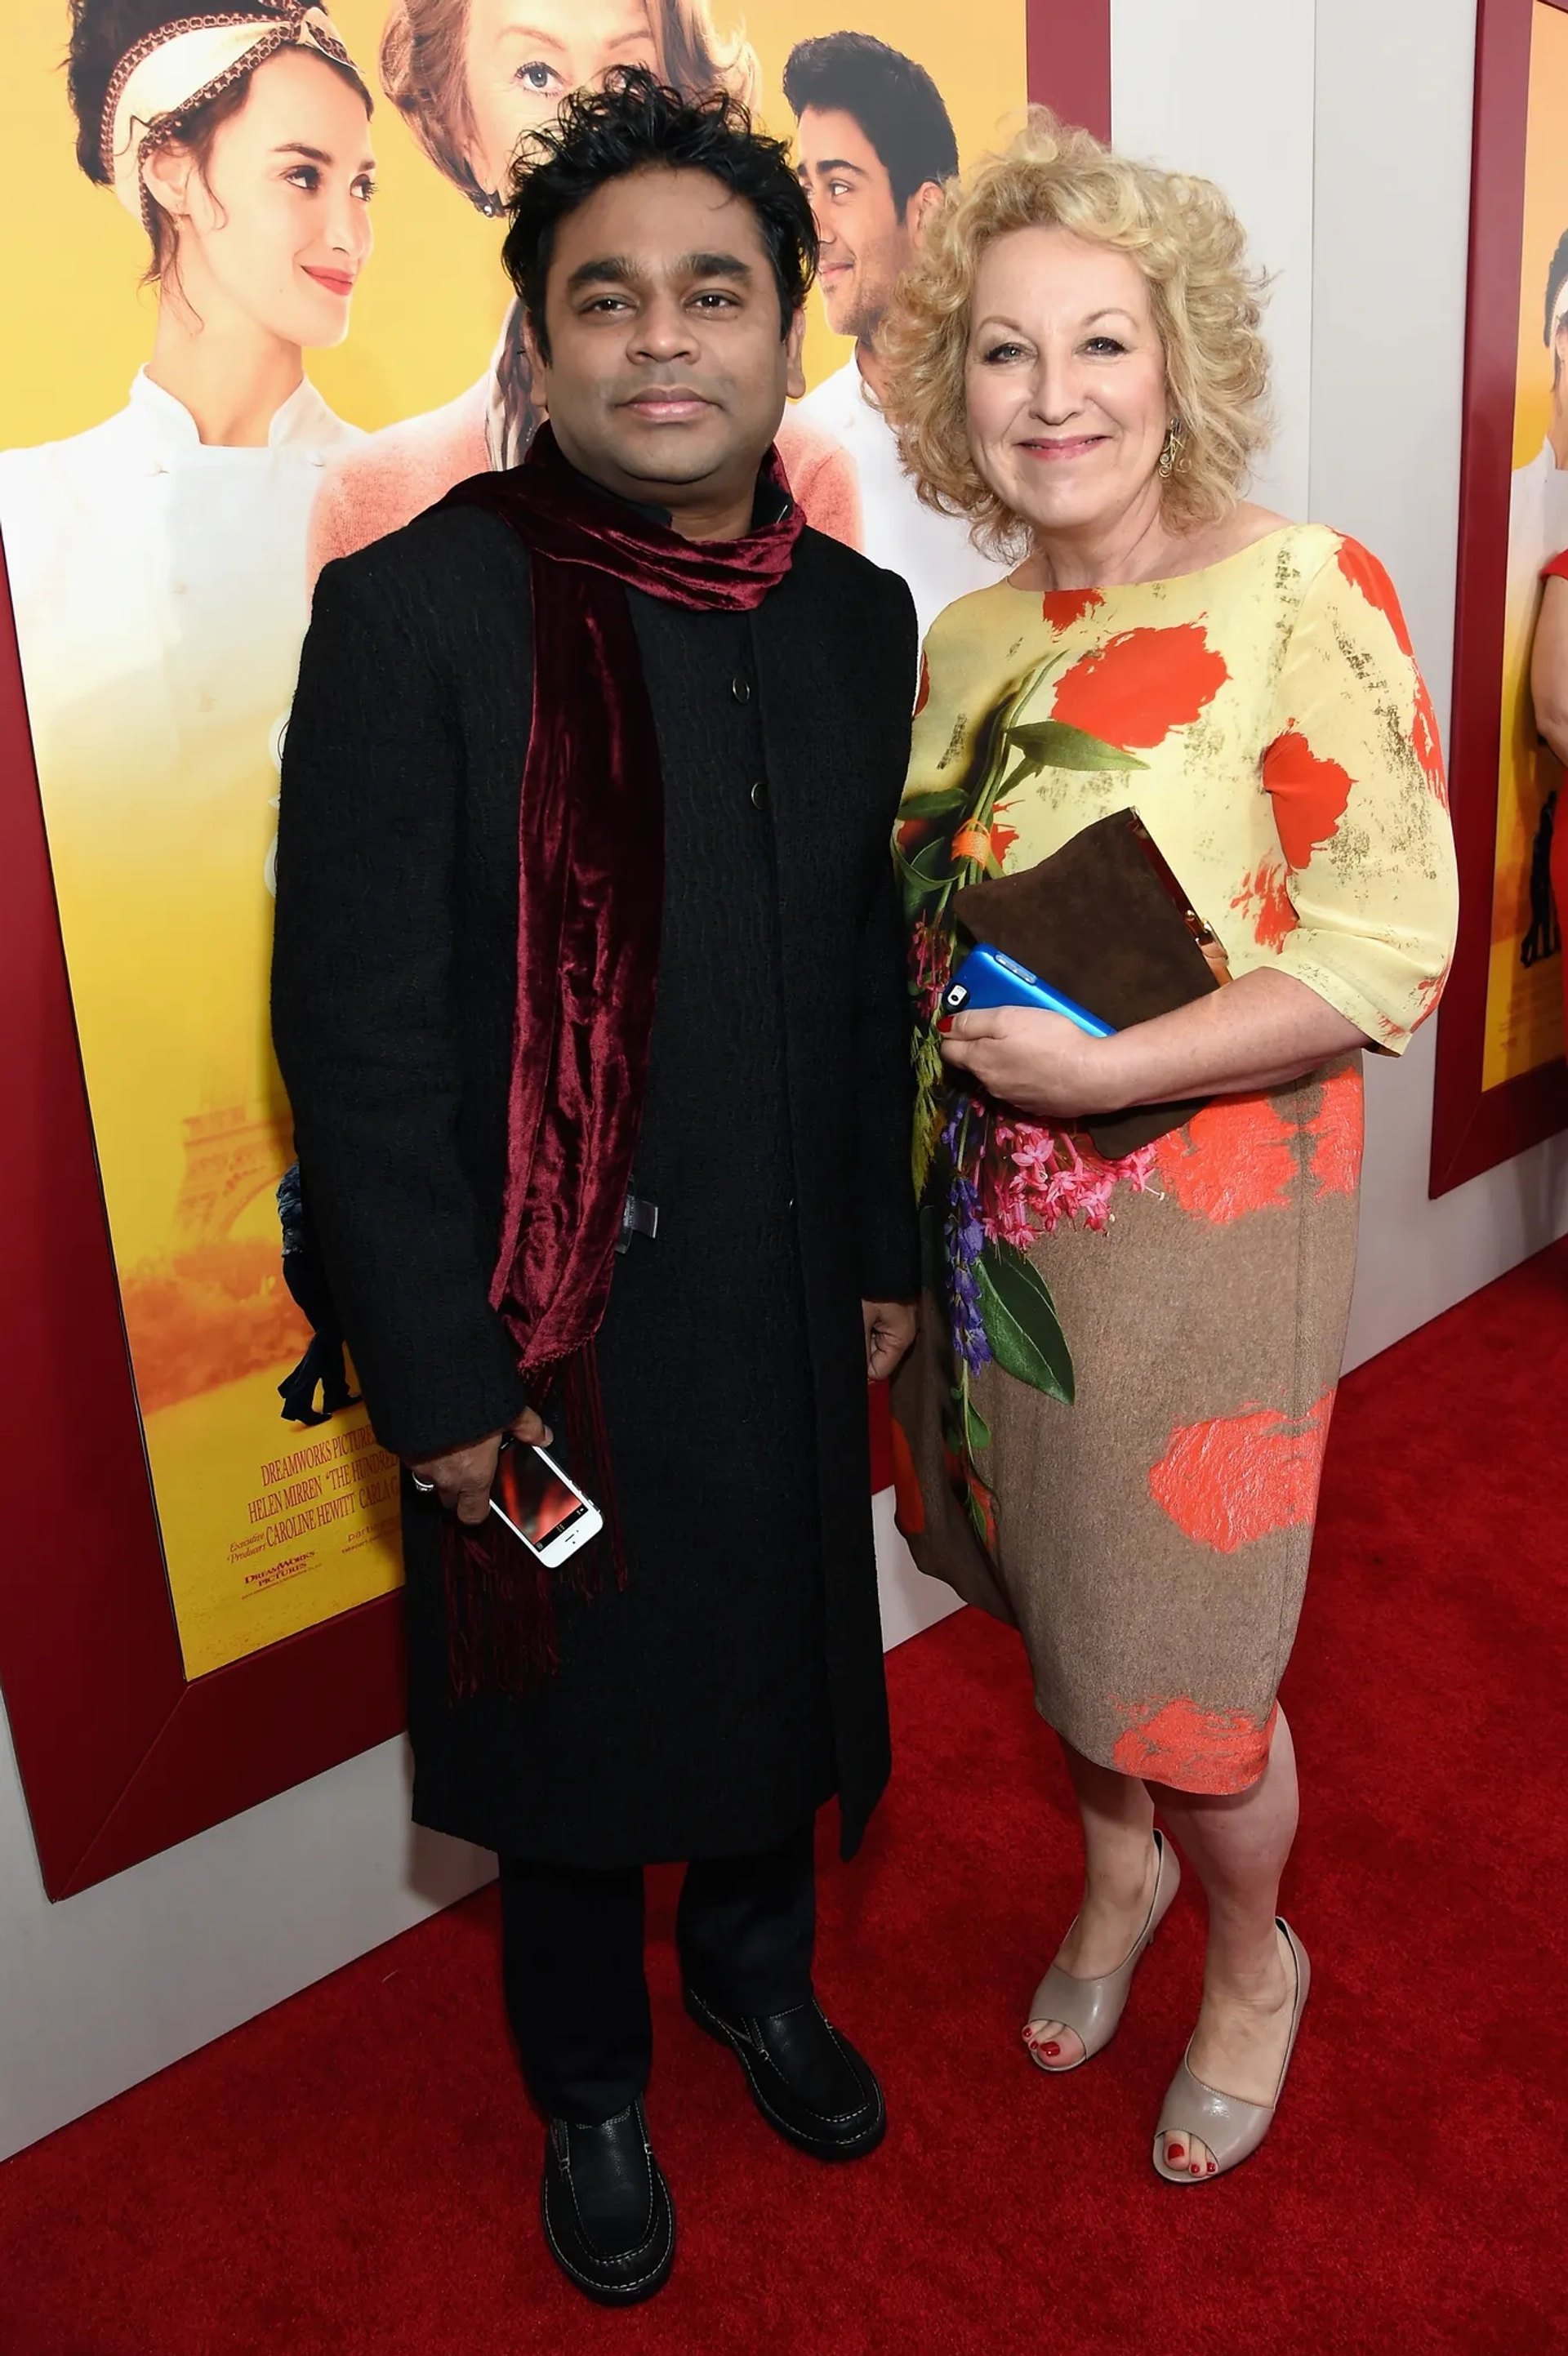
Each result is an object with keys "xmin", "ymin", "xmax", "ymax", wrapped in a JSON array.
[{"xmin": 501, "ymin": 66, "xmax": 817, "ymax": 361}]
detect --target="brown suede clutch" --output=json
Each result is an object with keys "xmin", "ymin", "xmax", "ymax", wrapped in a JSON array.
[{"xmin": 950, "ymin": 809, "xmax": 1230, "ymax": 1158}]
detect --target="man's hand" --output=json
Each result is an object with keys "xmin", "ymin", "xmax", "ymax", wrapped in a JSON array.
[
  {"xmin": 408, "ymin": 1405, "xmax": 552, "ymax": 1526},
  {"xmin": 862, "ymin": 1298, "xmax": 918, "ymax": 1382}
]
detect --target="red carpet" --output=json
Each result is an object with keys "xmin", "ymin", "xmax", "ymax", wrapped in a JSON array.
[{"xmin": 3, "ymin": 1246, "xmax": 1566, "ymax": 2354}]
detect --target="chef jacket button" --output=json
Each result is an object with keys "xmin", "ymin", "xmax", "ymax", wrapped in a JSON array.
[
  {"xmin": 750, "ymin": 778, "xmax": 767, "ymax": 811},
  {"xmin": 731, "ymin": 675, "xmax": 751, "ymax": 703},
  {"xmin": 306, "ymin": 450, "xmax": 327, "ymax": 468}
]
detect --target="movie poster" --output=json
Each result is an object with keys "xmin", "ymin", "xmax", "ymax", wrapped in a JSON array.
[
  {"xmin": 0, "ymin": 2, "xmax": 1029, "ymax": 1679},
  {"xmin": 1484, "ymin": 0, "xmax": 1568, "ymax": 1089}
]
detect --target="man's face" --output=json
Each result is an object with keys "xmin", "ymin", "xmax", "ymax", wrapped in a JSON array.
[
  {"xmin": 526, "ymin": 165, "xmax": 805, "ymax": 513},
  {"xmin": 795, "ymin": 105, "xmax": 915, "ymax": 343}
]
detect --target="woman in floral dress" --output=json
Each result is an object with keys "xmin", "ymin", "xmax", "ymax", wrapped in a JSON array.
[{"xmin": 882, "ymin": 113, "xmax": 1458, "ymax": 2181}]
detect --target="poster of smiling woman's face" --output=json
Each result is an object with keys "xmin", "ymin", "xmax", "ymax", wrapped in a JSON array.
[{"xmin": 0, "ymin": 0, "xmax": 1026, "ymax": 1682}]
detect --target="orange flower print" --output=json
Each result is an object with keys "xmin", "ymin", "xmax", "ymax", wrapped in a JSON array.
[
  {"xmin": 889, "ymin": 1416, "xmax": 925, "ymax": 1537},
  {"xmin": 1334, "ymin": 538, "xmax": 1447, "ymax": 802},
  {"xmin": 1335, "ymin": 537, "xmax": 1414, "ymax": 653},
  {"xmin": 1040, "ymin": 586, "xmax": 1105, "ymax": 630},
  {"xmin": 1262, "ymin": 729, "xmax": 1354, "ymax": 868},
  {"xmin": 1412, "ymin": 964, "xmax": 1449, "ymax": 1029},
  {"xmin": 1112, "ymin": 1696, "xmax": 1277, "ymax": 1793},
  {"xmin": 1153, "ymin": 1096, "xmax": 1298, "ymax": 1223},
  {"xmin": 1148, "ymin": 1390, "xmax": 1335, "ymax": 1552},
  {"xmin": 915, "ymin": 651, "xmax": 931, "ymax": 716},
  {"xmin": 1413, "ymin": 689, "xmax": 1449, "ymax": 802},
  {"xmin": 968, "ymin": 1468, "xmax": 998, "ymax": 1553},
  {"xmin": 1050, "ymin": 623, "xmax": 1230, "ymax": 749},
  {"xmin": 953, "ymin": 808, "xmax": 1021, "ymax": 867},
  {"xmin": 1307, "ymin": 1061, "xmax": 1364, "ymax": 1197},
  {"xmin": 1230, "ymin": 857, "xmax": 1298, "ymax": 952}
]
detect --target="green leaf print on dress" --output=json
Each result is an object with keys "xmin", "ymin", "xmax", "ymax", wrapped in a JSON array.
[{"xmin": 900, "ymin": 654, "xmax": 1154, "ymax": 1549}]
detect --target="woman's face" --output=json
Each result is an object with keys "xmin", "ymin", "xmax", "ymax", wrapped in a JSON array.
[
  {"xmin": 461, "ymin": 0, "xmax": 659, "ymax": 199},
  {"xmin": 964, "ymin": 226, "xmax": 1169, "ymax": 541},
  {"xmin": 149, "ymin": 48, "xmax": 375, "ymax": 350}
]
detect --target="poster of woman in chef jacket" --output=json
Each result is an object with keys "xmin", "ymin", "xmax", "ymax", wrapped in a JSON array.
[
  {"xmin": 0, "ymin": 0, "xmax": 1027, "ymax": 1683},
  {"xmin": 0, "ymin": 1, "xmax": 395, "ymax": 1678}
]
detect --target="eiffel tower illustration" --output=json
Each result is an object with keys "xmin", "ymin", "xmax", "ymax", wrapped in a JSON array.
[{"xmin": 172, "ymin": 1105, "xmax": 287, "ymax": 1249}]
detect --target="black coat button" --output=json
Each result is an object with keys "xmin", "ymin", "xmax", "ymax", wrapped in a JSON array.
[
  {"xmin": 751, "ymin": 779, "xmax": 768, "ymax": 811},
  {"xmin": 731, "ymin": 675, "xmax": 752, "ymax": 703}
]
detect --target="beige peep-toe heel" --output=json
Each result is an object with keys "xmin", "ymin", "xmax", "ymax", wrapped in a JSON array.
[
  {"xmin": 1152, "ymin": 1918, "xmax": 1311, "ymax": 2182},
  {"xmin": 1022, "ymin": 1828, "xmax": 1181, "ymax": 2074}
]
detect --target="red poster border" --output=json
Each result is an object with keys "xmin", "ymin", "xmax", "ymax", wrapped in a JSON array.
[
  {"xmin": 0, "ymin": 2, "xmax": 1107, "ymax": 1902},
  {"xmin": 1431, "ymin": 0, "xmax": 1568, "ymax": 1193}
]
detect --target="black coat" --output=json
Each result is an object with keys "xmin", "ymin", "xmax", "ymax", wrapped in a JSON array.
[{"xmin": 272, "ymin": 492, "xmax": 920, "ymax": 1868}]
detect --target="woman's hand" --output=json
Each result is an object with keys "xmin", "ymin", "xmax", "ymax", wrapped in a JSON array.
[
  {"xmin": 939, "ymin": 969, "xmax": 1368, "ymax": 1119},
  {"xmin": 938, "ymin": 1007, "xmax": 1124, "ymax": 1119}
]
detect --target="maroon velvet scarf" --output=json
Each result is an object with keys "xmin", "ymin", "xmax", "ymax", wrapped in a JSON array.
[{"xmin": 433, "ymin": 423, "xmax": 804, "ymax": 1691}]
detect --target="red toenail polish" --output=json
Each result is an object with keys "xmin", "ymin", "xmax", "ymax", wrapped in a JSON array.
[
  {"xmin": 1041, "ymin": 2042, "xmax": 1060, "ymax": 2058},
  {"xmin": 1190, "ymin": 2163, "xmax": 1200, "ymax": 2176},
  {"xmin": 1165, "ymin": 2144, "xmax": 1185, "ymax": 2162},
  {"xmin": 1206, "ymin": 2162, "xmax": 1216, "ymax": 2174}
]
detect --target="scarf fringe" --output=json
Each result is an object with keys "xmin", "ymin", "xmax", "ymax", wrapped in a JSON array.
[{"xmin": 440, "ymin": 1338, "xmax": 626, "ymax": 1699}]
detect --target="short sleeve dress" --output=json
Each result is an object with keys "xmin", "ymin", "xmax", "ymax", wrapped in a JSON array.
[{"xmin": 888, "ymin": 524, "xmax": 1459, "ymax": 1794}]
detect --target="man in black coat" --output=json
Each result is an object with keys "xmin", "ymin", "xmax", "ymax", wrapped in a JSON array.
[{"xmin": 272, "ymin": 70, "xmax": 919, "ymax": 2307}]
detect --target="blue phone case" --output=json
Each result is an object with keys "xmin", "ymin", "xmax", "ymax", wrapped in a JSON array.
[{"xmin": 941, "ymin": 944, "xmax": 1116, "ymax": 1039}]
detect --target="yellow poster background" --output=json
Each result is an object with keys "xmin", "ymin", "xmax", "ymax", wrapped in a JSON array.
[
  {"xmin": 0, "ymin": 3, "xmax": 1026, "ymax": 1678},
  {"xmin": 1484, "ymin": 0, "xmax": 1568, "ymax": 1089}
]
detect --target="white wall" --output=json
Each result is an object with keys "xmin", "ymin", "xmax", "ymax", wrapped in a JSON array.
[
  {"xmin": 1112, "ymin": 0, "xmax": 1317, "ymax": 520},
  {"xmin": 6, "ymin": 0, "xmax": 1566, "ymax": 2170}
]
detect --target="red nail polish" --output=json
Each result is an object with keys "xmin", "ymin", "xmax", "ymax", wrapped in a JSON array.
[
  {"xmin": 1189, "ymin": 2164, "xmax": 1200, "ymax": 2176},
  {"xmin": 937, "ymin": 1015, "xmax": 953, "ymax": 1035},
  {"xmin": 1041, "ymin": 2042, "xmax": 1060, "ymax": 2058},
  {"xmin": 1165, "ymin": 2143, "xmax": 1185, "ymax": 2162},
  {"xmin": 1206, "ymin": 2162, "xmax": 1216, "ymax": 2174}
]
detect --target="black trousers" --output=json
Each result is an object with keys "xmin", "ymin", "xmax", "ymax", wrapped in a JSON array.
[{"xmin": 498, "ymin": 1821, "xmax": 816, "ymax": 2124}]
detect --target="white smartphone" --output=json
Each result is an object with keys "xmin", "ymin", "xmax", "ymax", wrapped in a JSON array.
[{"xmin": 490, "ymin": 1438, "xmax": 603, "ymax": 1569}]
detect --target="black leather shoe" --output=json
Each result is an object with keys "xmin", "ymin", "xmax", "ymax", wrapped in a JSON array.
[
  {"xmin": 684, "ymin": 1987, "xmax": 886, "ymax": 2161},
  {"xmin": 540, "ymin": 2099, "xmax": 675, "ymax": 2306}
]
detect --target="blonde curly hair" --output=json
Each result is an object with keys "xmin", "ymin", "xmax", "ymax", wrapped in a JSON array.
[{"xmin": 879, "ymin": 109, "xmax": 1271, "ymax": 549}]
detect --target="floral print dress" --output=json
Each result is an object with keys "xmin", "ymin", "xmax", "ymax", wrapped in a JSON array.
[{"xmin": 888, "ymin": 525, "xmax": 1459, "ymax": 1793}]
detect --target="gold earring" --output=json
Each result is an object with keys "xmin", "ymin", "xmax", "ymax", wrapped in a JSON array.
[{"xmin": 1158, "ymin": 419, "xmax": 1183, "ymax": 479}]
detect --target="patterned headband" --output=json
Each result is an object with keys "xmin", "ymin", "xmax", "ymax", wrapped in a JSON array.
[{"xmin": 100, "ymin": 3, "xmax": 359, "ymax": 226}]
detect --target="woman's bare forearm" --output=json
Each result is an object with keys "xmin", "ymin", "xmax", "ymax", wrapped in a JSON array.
[{"xmin": 1089, "ymin": 967, "xmax": 1366, "ymax": 1110}]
